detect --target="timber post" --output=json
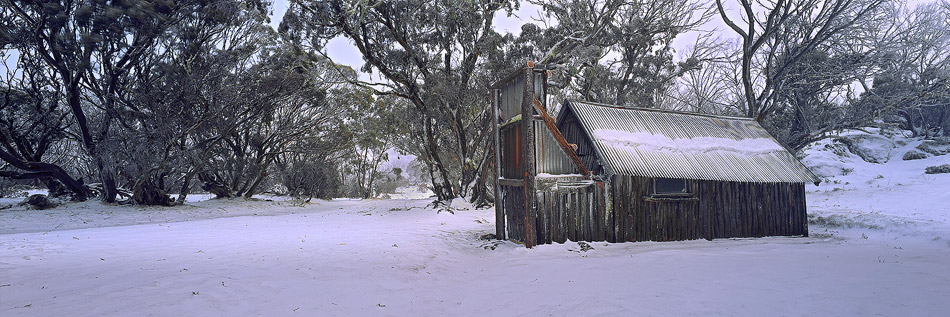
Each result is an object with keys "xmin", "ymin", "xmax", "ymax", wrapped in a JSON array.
[
  {"xmin": 522, "ymin": 66, "xmax": 537, "ymax": 248},
  {"xmin": 491, "ymin": 88, "xmax": 505, "ymax": 239}
]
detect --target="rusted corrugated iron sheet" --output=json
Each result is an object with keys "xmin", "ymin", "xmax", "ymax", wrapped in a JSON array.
[
  {"xmin": 563, "ymin": 100, "xmax": 819, "ymax": 183},
  {"xmin": 535, "ymin": 120, "xmax": 577, "ymax": 175},
  {"xmin": 499, "ymin": 75, "xmax": 523, "ymax": 122}
]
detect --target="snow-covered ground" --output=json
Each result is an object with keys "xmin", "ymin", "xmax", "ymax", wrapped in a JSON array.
[
  {"xmin": 803, "ymin": 129, "xmax": 950, "ymax": 244},
  {"xmin": 2, "ymin": 130, "xmax": 949, "ymax": 316}
]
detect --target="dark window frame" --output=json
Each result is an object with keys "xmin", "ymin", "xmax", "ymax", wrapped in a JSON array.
[{"xmin": 652, "ymin": 178, "xmax": 690, "ymax": 196}]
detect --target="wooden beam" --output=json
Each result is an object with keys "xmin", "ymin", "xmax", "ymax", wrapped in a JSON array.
[
  {"xmin": 499, "ymin": 179, "xmax": 525, "ymax": 187},
  {"xmin": 492, "ymin": 89, "xmax": 505, "ymax": 239},
  {"xmin": 522, "ymin": 68, "xmax": 537, "ymax": 248},
  {"xmin": 532, "ymin": 98, "xmax": 592, "ymax": 177}
]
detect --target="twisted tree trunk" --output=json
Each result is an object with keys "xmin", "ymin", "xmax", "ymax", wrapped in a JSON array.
[{"xmin": 0, "ymin": 148, "xmax": 90, "ymax": 200}]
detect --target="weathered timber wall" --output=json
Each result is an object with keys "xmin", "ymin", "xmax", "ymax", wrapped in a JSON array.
[
  {"xmin": 499, "ymin": 183, "xmax": 526, "ymax": 242},
  {"xmin": 533, "ymin": 177, "xmax": 606, "ymax": 244},
  {"xmin": 513, "ymin": 176, "xmax": 808, "ymax": 244},
  {"xmin": 609, "ymin": 176, "xmax": 807, "ymax": 242}
]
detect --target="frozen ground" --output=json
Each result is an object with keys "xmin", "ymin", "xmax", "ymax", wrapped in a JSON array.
[{"xmin": 2, "ymin": 131, "xmax": 949, "ymax": 316}]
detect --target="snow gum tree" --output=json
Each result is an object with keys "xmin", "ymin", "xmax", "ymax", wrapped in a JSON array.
[
  {"xmin": 714, "ymin": 0, "xmax": 888, "ymax": 123},
  {"xmin": 0, "ymin": 52, "xmax": 88, "ymax": 199},
  {"xmin": 2, "ymin": 0, "xmax": 354, "ymax": 204},
  {"xmin": 852, "ymin": 2, "xmax": 950, "ymax": 138},
  {"xmin": 1, "ymin": 0, "xmax": 201, "ymax": 201},
  {"xmin": 524, "ymin": 0, "xmax": 713, "ymax": 108},
  {"xmin": 282, "ymin": 0, "xmax": 516, "ymax": 203},
  {"xmin": 339, "ymin": 93, "xmax": 401, "ymax": 199}
]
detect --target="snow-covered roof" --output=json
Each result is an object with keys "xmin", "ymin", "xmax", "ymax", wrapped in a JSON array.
[{"xmin": 559, "ymin": 100, "xmax": 819, "ymax": 183}]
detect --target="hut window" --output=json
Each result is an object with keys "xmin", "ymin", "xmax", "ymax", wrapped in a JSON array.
[{"xmin": 654, "ymin": 178, "xmax": 688, "ymax": 195}]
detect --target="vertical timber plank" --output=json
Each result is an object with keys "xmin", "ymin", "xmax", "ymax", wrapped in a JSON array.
[
  {"xmin": 491, "ymin": 90, "xmax": 505, "ymax": 239},
  {"xmin": 521, "ymin": 67, "xmax": 536, "ymax": 248}
]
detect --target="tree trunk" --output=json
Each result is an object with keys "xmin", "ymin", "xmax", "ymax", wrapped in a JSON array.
[
  {"xmin": 132, "ymin": 178, "xmax": 173, "ymax": 206},
  {"xmin": 424, "ymin": 118, "xmax": 456, "ymax": 200},
  {"xmin": 177, "ymin": 171, "xmax": 194, "ymax": 204},
  {"xmin": 199, "ymin": 172, "xmax": 232, "ymax": 199},
  {"xmin": 0, "ymin": 148, "xmax": 90, "ymax": 200},
  {"xmin": 898, "ymin": 109, "xmax": 920, "ymax": 137},
  {"xmin": 243, "ymin": 169, "xmax": 268, "ymax": 199},
  {"xmin": 101, "ymin": 172, "xmax": 118, "ymax": 203}
]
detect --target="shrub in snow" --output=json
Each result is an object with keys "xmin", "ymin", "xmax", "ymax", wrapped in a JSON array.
[
  {"xmin": 278, "ymin": 159, "xmax": 341, "ymax": 200},
  {"xmin": 0, "ymin": 184, "xmax": 30, "ymax": 198},
  {"xmin": 449, "ymin": 197, "xmax": 474, "ymax": 211},
  {"xmin": 808, "ymin": 214, "xmax": 882, "ymax": 229},
  {"xmin": 924, "ymin": 164, "xmax": 950, "ymax": 174},
  {"xmin": 18, "ymin": 194, "xmax": 58, "ymax": 210},
  {"xmin": 578, "ymin": 241, "xmax": 594, "ymax": 252},
  {"xmin": 902, "ymin": 150, "xmax": 929, "ymax": 160},
  {"xmin": 267, "ymin": 184, "xmax": 289, "ymax": 196},
  {"xmin": 825, "ymin": 141, "xmax": 851, "ymax": 157},
  {"xmin": 916, "ymin": 139, "xmax": 950, "ymax": 156}
]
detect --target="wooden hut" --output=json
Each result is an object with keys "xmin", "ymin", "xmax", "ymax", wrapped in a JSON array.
[{"xmin": 489, "ymin": 65, "xmax": 820, "ymax": 247}]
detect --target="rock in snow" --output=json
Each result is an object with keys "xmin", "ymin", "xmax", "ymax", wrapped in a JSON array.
[
  {"xmin": 837, "ymin": 134, "xmax": 896, "ymax": 164},
  {"xmin": 916, "ymin": 138, "xmax": 950, "ymax": 156},
  {"xmin": 902, "ymin": 150, "xmax": 929, "ymax": 160},
  {"xmin": 18, "ymin": 194, "xmax": 58, "ymax": 210}
]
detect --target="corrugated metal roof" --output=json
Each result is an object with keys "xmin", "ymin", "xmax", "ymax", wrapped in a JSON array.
[{"xmin": 561, "ymin": 100, "xmax": 819, "ymax": 183}]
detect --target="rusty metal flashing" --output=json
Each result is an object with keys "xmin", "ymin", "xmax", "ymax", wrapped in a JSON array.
[
  {"xmin": 532, "ymin": 98, "xmax": 592, "ymax": 178},
  {"xmin": 554, "ymin": 101, "xmax": 618, "ymax": 179}
]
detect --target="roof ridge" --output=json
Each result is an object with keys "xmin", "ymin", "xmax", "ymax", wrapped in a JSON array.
[{"xmin": 566, "ymin": 99, "xmax": 756, "ymax": 122}]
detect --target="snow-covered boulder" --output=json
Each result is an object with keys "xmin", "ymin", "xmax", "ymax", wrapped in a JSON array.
[
  {"xmin": 916, "ymin": 138, "xmax": 950, "ymax": 156},
  {"xmin": 902, "ymin": 150, "xmax": 929, "ymax": 161},
  {"xmin": 837, "ymin": 135, "xmax": 896, "ymax": 164},
  {"xmin": 800, "ymin": 139, "xmax": 854, "ymax": 178}
]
